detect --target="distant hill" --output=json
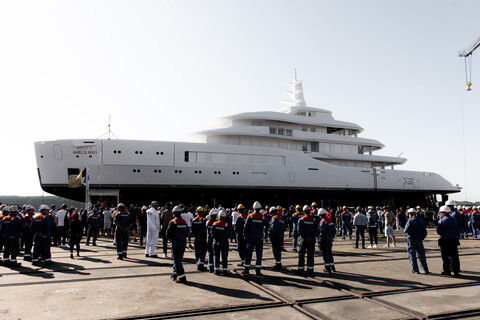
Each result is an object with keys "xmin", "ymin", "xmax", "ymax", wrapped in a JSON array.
[{"xmin": 0, "ymin": 195, "xmax": 85, "ymax": 210}]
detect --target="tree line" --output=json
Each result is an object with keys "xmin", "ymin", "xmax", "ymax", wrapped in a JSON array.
[{"xmin": 0, "ymin": 195, "xmax": 85, "ymax": 210}]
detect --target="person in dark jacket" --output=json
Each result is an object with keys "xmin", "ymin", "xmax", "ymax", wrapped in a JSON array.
[
  {"xmin": 234, "ymin": 204, "xmax": 248, "ymax": 267},
  {"xmin": 269, "ymin": 206, "xmax": 286, "ymax": 270},
  {"xmin": 114, "ymin": 203, "xmax": 134, "ymax": 260},
  {"xmin": 297, "ymin": 205, "xmax": 318, "ymax": 277},
  {"xmin": 318, "ymin": 208, "xmax": 336, "ymax": 273},
  {"xmin": 437, "ymin": 205, "xmax": 460, "ymax": 276},
  {"xmin": 31, "ymin": 205, "xmax": 54, "ymax": 266},
  {"xmin": 86, "ymin": 209, "xmax": 103, "ymax": 246},
  {"xmin": 404, "ymin": 208, "xmax": 429, "ymax": 274},
  {"xmin": 212, "ymin": 210, "xmax": 230, "ymax": 276},
  {"xmin": 160, "ymin": 202, "xmax": 173, "ymax": 258},
  {"xmin": 191, "ymin": 206, "xmax": 207, "ymax": 271},
  {"xmin": 69, "ymin": 212, "xmax": 83, "ymax": 259},
  {"xmin": 242, "ymin": 201, "xmax": 269, "ymax": 276},
  {"xmin": 166, "ymin": 206, "xmax": 188, "ymax": 283},
  {"xmin": 367, "ymin": 209, "xmax": 378, "ymax": 248},
  {"xmin": 1, "ymin": 205, "xmax": 23, "ymax": 267}
]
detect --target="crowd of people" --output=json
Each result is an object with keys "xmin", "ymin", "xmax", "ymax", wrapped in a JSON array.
[{"xmin": 0, "ymin": 199, "xmax": 477, "ymax": 282}]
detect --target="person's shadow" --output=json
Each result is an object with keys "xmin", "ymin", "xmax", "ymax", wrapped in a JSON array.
[{"xmin": 185, "ymin": 280, "xmax": 274, "ymax": 301}]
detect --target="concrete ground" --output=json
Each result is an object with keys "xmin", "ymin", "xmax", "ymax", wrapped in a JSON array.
[{"xmin": 1, "ymin": 229, "xmax": 479, "ymax": 320}]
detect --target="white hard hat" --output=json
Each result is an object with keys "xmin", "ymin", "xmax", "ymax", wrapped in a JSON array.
[
  {"xmin": 439, "ymin": 205, "xmax": 451, "ymax": 213},
  {"xmin": 26, "ymin": 205, "xmax": 35, "ymax": 210},
  {"xmin": 39, "ymin": 204, "xmax": 49, "ymax": 211},
  {"xmin": 253, "ymin": 201, "xmax": 262, "ymax": 210},
  {"xmin": 172, "ymin": 206, "xmax": 183, "ymax": 213},
  {"xmin": 3, "ymin": 206, "xmax": 10, "ymax": 212},
  {"xmin": 457, "ymin": 205, "xmax": 462, "ymax": 210},
  {"xmin": 303, "ymin": 205, "xmax": 311, "ymax": 212},
  {"xmin": 318, "ymin": 208, "xmax": 327, "ymax": 215},
  {"xmin": 209, "ymin": 208, "xmax": 218, "ymax": 216},
  {"xmin": 269, "ymin": 207, "xmax": 277, "ymax": 213},
  {"xmin": 407, "ymin": 208, "xmax": 416, "ymax": 214},
  {"xmin": 445, "ymin": 200, "xmax": 456, "ymax": 206},
  {"xmin": 218, "ymin": 210, "xmax": 227, "ymax": 218},
  {"xmin": 416, "ymin": 206, "xmax": 421, "ymax": 209},
  {"xmin": 141, "ymin": 205, "xmax": 147, "ymax": 210},
  {"xmin": 9, "ymin": 205, "xmax": 19, "ymax": 212}
]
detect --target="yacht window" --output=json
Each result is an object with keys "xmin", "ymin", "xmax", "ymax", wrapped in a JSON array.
[
  {"xmin": 252, "ymin": 120, "xmax": 264, "ymax": 126},
  {"xmin": 278, "ymin": 128, "xmax": 285, "ymax": 135},
  {"xmin": 296, "ymin": 111, "xmax": 306, "ymax": 116},
  {"xmin": 302, "ymin": 127, "xmax": 307, "ymax": 132},
  {"xmin": 302, "ymin": 143, "xmax": 308, "ymax": 152},
  {"xmin": 269, "ymin": 127, "xmax": 277, "ymax": 134},
  {"xmin": 184, "ymin": 152, "xmax": 189, "ymax": 162},
  {"xmin": 286, "ymin": 129, "xmax": 292, "ymax": 136},
  {"xmin": 311, "ymin": 142, "xmax": 319, "ymax": 152},
  {"xmin": 310, "ymin": 127, "xmax": 316, "ymax": 132}
]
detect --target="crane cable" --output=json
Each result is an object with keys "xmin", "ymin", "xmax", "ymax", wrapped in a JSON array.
[
  {"xmin": 458, "ymin": 58, "xmax": 468, "ymax": 201},
  {"xmin": 464, "ymin": 55, "xmax": 473, "ymax": 91}
]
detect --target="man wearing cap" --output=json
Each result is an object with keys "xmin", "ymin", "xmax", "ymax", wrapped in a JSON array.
[
  {"xmin": 114, "ymin": 203, "xmax": 134, "ymax": 260},
  {"xmin": 404, "ymin": 208, "xmax": 429, "ymax": 274},
  {"xmin": 1, "ymin": 205, "xmax": 23, "ymax": 267},
  {"xmin": 145, "ymin": 201, "xmax": 161, "ymax": 257},
  {"xmin": 437, "ymin": 205, "xmax": 460, "ymax": 276}
]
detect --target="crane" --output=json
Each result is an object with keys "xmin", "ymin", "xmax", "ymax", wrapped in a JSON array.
[{"xmin": 459, "ymin": 36, "xmax": 480, "ymax": 91}]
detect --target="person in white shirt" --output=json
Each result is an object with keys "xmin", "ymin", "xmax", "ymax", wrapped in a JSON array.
[
  {"xmin": 181, "ymin": 206, "xmax": 195, "ymax": 249},
  {"xmin": 55, "ymin": 204, "xmax": 68, "ymax": 246},
  {"xmin": 145, "ymin": 201, "xmax": 161, "ymax": 257}
]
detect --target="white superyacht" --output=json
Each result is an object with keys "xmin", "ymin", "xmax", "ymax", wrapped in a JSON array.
[{"xmin": 34, "ymin": 73, "xmax": 460, "ymax": 206}]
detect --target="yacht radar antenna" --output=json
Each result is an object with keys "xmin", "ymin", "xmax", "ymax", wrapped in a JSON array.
[
  {"xmin": 97, "ymin": 115, "xmax": 118, "ymax": 140},
  {"xmin": 281, "ymin": 68, "xmax": 307, "ymax": 108}
]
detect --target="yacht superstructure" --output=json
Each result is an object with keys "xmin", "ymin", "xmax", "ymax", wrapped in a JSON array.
[{"xmin": 34, "ymin": 74, "xmax": 460, "ymax": 207}]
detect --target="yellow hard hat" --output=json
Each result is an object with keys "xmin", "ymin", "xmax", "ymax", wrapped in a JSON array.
[
  {"xmin": 196, "ymin": 206, "xmax": 204, "ymax": 212},
  {"xmin": 277, "ymin": 205, "xmax": 282, "ymax": 210},
  {"xmin": 295, "ymin": 205, "xmax": 302, "ymax": 210},
  {"xmin": 311, "ymin": 202, "xmax": 318, "ymax": 207},
  {"xmin": 343, "ymin": 206, "xmax": 347, "ymax": 210},
  {"xmin": 237, "ymin": 204, "xmax": 245, "ymax": 210}
]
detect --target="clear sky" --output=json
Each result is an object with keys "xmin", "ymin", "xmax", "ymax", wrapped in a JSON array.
[{"xmin": 1, "ymin": 1, "xmax": 479, "ymax": 202}]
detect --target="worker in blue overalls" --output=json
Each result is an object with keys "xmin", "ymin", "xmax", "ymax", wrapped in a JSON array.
[
  {"xmin": 1, "ymin": 205, "xmax": 23, "ymax": 267},
  {"xmin": 297, "ymin": 205, "xmax": 318, "ymax": 277},
  {"xmin": 114, "ymin": 203, "xmax": 134, "ymax": 260},
  {"xmin": 206, "ymin": 208, "xmax": 218, "ymax": 273},
  {"xmin": 242, "ymin": 201, "xmax": 269, "ymax": 276},
  {"xmin": 404, "ymin": 208, "xmax": 429, "ymax": 274},
  {"xmin": 167, "ymin": 206, "xmax": 188, "ymax": 283},
  {"xmin": 212, "ymin": 210, "xmax": 230, "ymax": 276},
  {"xmin": 291, "ymin": 205, "xmax": 304, "ymax": 251},
  {"xmin": 191, "ymin": 206, "xmax": 207, "ymax": 271},
  {"xmin": 269, "ymin": 206, "xmax": 286, "ymax": 270},
  {"xmin": 318, "ymin": 208, "xmax": 336, "ymax": 274},
  {"xmin": 31, "ymin": 204, "xmax": 54, "ymax": 266}
]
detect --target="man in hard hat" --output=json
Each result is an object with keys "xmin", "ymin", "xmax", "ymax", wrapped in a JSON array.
[
  {"xmin": 145, "ymin": 201, "xmax": 161, "ymax": 258},
  {"xmin": 0, "ymin": 206, "xmax": 8, "ymax": 261},
  {"xmin": 318, "ymin": 208, "xmax": 336, "ymax": 273},
  {"xmin": 269, "ymin": 206, "xmax": 286, "ymax": 270},
  {"xmin": 206, "ymin": 208, "xmax": 218, "ymax": 273},
  {"xmin": 367, "ymin": 209, "xmax": 379, "ymax": 248},
  {"xmin": 341, "ymin": 206, "xmax": 353, "ymax": 240},
  {"xmin": 234, "ymin": 204, "xmax": 248, "ymax": 267},
  {"xmin": 86, "ymin": 209, "xmax": 103, "ymax": 246},
  {"xmin": 1, "ymin": 205, "xmax": 23, "ymax": 267},
  {"xmin": 471, "ymin": 206, "xmax": 480, "ymax": 238},
  {"xmin": 437, "ymin": 205, "xmax": 460, "ymax": 276},
  {"xmin": 404, "ymin": 208, "xmax": 429, "ymax": 274},
  {"xmin": 446, "ymin": 200, "xmax": 465, "ymax": 239},
  {"xmin": 31, "ymin": 205, "xmax": 54, "ymax": 266},
  {"xmin": 191, "ymin": 206, "xmax": 207, "ymax": 271},
  {"xmin": 22, "ymin": 205, "xmax": 36, "ymax": 262},
  {"xmin": 242, "ymin": 201, "xmax": 270, "ymax": 276},
  {"xmin": 291, "ymin": 205, "xmax": 305, "ymax": 251},
  {"xmin": 297, "ymin": 205, "xmax": 318, "ymax": 277},
  {"xmin": 212, "ymin": 210, "xmax": 230, "ymax": 276},
  {"xmin": 114, "ymin": 203, "xmax": 134, "ymax": 260},
  {"xmin": 167, "ymin": 206, "xmax": 188, "ymax": 283}
]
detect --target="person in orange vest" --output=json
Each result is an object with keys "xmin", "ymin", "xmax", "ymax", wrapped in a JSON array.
[
  {"xmin": 191, "ymin": 206, "xmax": 207, "ymax": 271},
  {"xmin": 291, "ymin": 205, "xmax": 305, "ymax": 251},
  {"xmin": 212, "ymin": 210, "xmax": 230, "ymax": 276},
  {"xmin": 242, "ymin": 201, "xmax": 269, "ymax": 276},
  {"xmin": 206, "ymin": 208, "xmax": 218, "ymax": 273},
  {"xmin": 297, "ymin": 205, "xmax": 318, "ymax": 277},
  {"xmin": 1, "ymin": 205, "xmax": 23, "ymax": 267},
  {"xmin": 166, "ymin": 206, "xmax": 188, "ymax": 283}
]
